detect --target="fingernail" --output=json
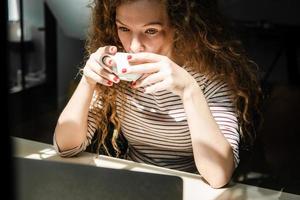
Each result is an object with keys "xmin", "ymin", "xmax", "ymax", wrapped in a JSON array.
[
  {"xmin": 108, "ymin": 59, "xmax": 112, "ymax": 65},
  {"xmin": 127, "ymin": 55, "xmax": 132, "ymax": 60},
  {"xmin": 107, "ymin": 80, "xmax": 113, "ymax": 85},
  {"xmin": 121, "ymin": 68, "xmax": 127, "ymax": 73},
  {"xmin": 110, "ymin": 46, "xmax": 116, "ymax": 52},
  {"xmin": 131, "ymin": 81, "xmax": 136, "ymax": 88},
  {"xmin": 113, "ymin": 76, "xmax": 119, "ymax": 82}
]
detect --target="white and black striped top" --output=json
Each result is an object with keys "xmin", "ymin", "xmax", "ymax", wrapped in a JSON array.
[{"xmin": 54, "ymin": 66, "xmax": 240, "ymax": 173}]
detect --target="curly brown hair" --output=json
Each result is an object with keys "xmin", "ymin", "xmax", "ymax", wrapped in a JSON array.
[{"xmin": 85, "ymin": 0, "xmax": 262, "ymax": 156}]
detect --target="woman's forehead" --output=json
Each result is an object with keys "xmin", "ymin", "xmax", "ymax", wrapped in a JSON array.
[{"xmin": 116, "ymin": 0, "xmax": 169, "ymax": 27}]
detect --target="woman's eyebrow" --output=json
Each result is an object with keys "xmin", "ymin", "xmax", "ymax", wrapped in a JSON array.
[
  {"xmin": 143, "ymin": 22, "xmax": 163, "ymax": 27},
  {"xmin": 116, "ymin": 19, "xmax": 126, "ymax": 25},
  {"xmin": 116, "ymin": 19, "xmax": 163, "ymax": 27}
]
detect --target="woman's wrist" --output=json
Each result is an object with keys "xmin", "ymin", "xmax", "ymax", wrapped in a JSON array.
[
  {"xmin": 181, "ymin": 79, "xmax": 202, "ymax": 103},
  {"xmin": 80, "ymin": 75, "xmax": 97, "ymax": 90}
]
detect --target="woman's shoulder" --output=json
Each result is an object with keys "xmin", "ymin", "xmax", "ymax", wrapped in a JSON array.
[
  {"xmin": 184, "ymin": 66, "xmax": 226, "ymax": 92},
  {"xmin": 184, "ymin": 66, "xmax": 232, "ymax": 99},
  {"xmin": 183, "ymin": 66, "xmax": 207, "ymax": 90}
]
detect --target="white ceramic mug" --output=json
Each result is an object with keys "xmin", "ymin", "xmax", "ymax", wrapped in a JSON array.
[{"xmin": 111, "ymin": 52, "xmax": 141, "ymax": 82}]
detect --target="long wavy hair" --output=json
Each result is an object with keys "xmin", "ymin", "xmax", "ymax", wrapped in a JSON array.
[{"xmin": 85, "ymin": 0, "xmax": 262, "ymax": 156}]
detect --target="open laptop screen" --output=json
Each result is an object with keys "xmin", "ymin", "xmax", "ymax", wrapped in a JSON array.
[{"xmin": 14, "ymin": 157, "xmax": 183, "ymax": 200}]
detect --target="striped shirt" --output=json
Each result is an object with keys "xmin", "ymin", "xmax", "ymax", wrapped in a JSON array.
[{"xmin": 54, "ymin": 66, "xmax": 240, "ymax": 173}]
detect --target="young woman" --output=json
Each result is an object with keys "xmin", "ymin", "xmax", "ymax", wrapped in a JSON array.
[{"xmin": 53, "ymin": 0, "xmax": 261, "ymax": 188}]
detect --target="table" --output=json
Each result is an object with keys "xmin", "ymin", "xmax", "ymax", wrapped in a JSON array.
[{"xmin": 12, "ymin": 137, "xmax": 300, "ymax": 200}]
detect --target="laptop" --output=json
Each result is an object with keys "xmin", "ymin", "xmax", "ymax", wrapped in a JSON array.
[{"xmin": 14, "ymin": 157, "xmax": 183, "ymax": 200}]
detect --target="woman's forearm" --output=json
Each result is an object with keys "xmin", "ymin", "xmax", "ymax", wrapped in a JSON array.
[
  {"xmin": 182, "ymin": 80, "xmax": 235, "ymax": 188},
  {"xmin": 54, "ymin": 76, "xmax": 96, "ymax": 151}
]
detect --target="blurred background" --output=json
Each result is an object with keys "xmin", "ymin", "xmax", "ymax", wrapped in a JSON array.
[{"xmin": 4, "ymin": 0, "xmax": 300, "ymax": 195}]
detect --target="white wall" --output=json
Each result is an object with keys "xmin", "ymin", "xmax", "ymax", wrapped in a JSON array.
[{"xmin": 45, "ymin": 0, "xmax": 90, "ymax": 39}]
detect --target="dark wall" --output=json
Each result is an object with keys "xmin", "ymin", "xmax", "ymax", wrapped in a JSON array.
[
  {"xmin": 219, "ymin": 0, "xmax": 300, "ymax": 193},
  {"xmin": 56, "ymin": 26, "xmax": 85, "ymax": 110},
  {"xmin": 2, "ymin": 1, "xmax": 14, "ymax": 199},
  {"xmin": 219, "ymin": 0, "xmax": 300, "ymax": 25}
]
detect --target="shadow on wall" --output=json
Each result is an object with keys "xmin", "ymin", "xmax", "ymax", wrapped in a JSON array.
[
  {"xmin": 259, "ymin": 84, "xmax": 300, "ymax": 181},
  {"xmin": 234, "ymin": 83, "xmax": 300, "ymax": 194}
]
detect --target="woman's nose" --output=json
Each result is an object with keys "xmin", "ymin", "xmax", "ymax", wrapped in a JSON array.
[{"xmin": 129, "ymin": 36, "xmax": 145, "ymax": 53}]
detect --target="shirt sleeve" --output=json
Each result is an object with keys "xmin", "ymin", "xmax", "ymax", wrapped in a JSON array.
[
  {"xmin": 53, "ymin": 92, "xmax": 101, "ymax": 157},
  {"xmin": 204, "ymin": 79, "xmax": 240, "ymax": 168}
]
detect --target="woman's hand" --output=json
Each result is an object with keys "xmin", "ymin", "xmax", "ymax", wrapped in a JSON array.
[
  {"xmin": 82, "ymin": 46, "xmax": 120, "ymax": 86},
  {"xmin": 125, "ymin": 52, "xmax": 197, "ymax": 97}
]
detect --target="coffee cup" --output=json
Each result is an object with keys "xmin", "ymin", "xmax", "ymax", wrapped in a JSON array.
[{"xmin": 111, "ymin": 52, "xmax": 141, "ymax": 82}]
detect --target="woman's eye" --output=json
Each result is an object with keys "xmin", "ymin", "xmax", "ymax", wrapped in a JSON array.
[
  {"xmin": 145, "ymin": 28, "xmax": 158, "ymax": 35},
  {"xmin": 118, "ymin": 27, "xmax": 129, "ymax": 32}
]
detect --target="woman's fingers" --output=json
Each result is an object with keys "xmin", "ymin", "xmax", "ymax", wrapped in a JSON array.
[
  {"xmin": 95, "ymin": 45, "xmax": 117, "ymax": 56},
  {"xmin": 125, "ymin": 62, "xmax": 161, "ymax": 74},
  {"xmin": 83, "ymin": 46, "xmax": 120, "ymax": 86},
  {"xmin": 125, "ymin": 53, "xmax": 171, "ymax": 75},
  {"xmin": 143, "ymin": 79, "xmax": 170, "ymax": 94},
  {"xmin": 133, "ymin": 73, "xmax": 174, "ymax": 94},
  {"xmin": 134, "ymin": 72, "xmax": 165, "ymax": 88},
  {"xmin": 98, "ymin": 54, "xmax": 117, "ymax": 73},
  {"xmin": 83, "ymin": 66, "xmax": 113, "ymax": 86},
  {"xmin": 91, "ymin": 47, "xmax": 117, "ymax": 73},
  {"xmin": 128, "ymin": 52, "xmax": 164, "ymax": 63},
  {"xmin": 87, "ymin": 59, "xmax": 119, "ymax": 83}
]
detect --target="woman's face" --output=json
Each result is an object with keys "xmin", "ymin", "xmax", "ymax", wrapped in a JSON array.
[{"xmin": 116, "ymin": 0, "xmax": 174, "ymax": 57}]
